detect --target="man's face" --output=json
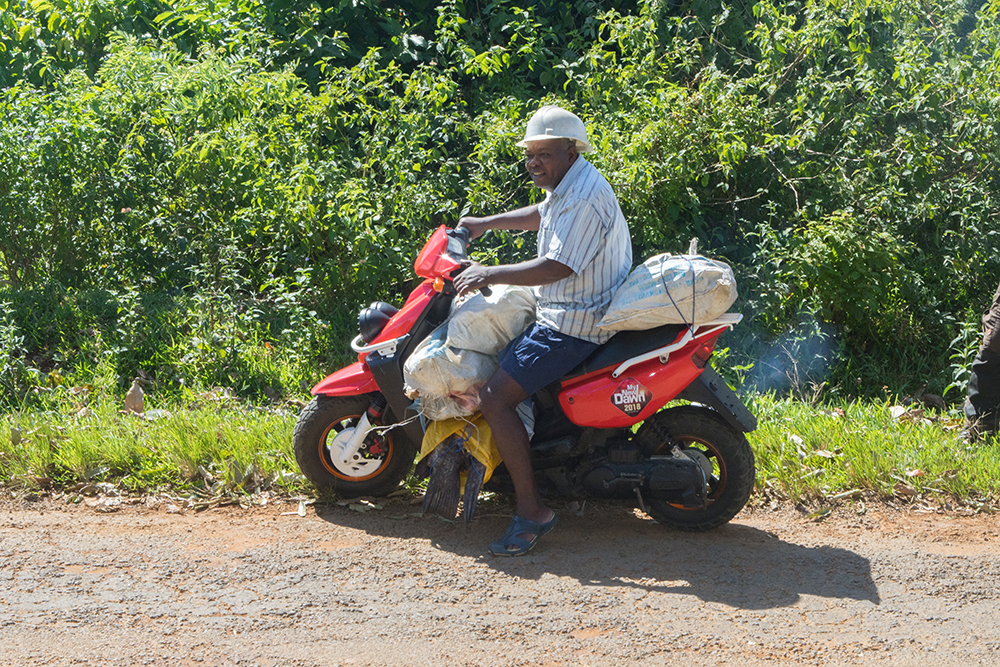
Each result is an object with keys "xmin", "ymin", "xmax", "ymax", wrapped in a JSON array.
[{"xmin": 524, "ymin": 139, "xmax": 578, "ymax": 191}]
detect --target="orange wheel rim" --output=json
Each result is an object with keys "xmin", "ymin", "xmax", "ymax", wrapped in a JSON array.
[{"xmin": 318, "ymin": 413, "xmax": 393, "ymax": 482}]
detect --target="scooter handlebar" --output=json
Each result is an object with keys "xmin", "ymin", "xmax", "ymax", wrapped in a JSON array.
[
  {"xmin": 448, "ymin": 226, "xmax": 472, "ymax": 247},
  {"xmin": 446, "ymin": 227, "xmax": 491, "ymax": 296}
]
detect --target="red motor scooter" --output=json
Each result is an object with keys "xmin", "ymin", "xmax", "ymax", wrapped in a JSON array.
[{"xmin": 293, "ymin": 226, "xmax": 757, "ymax": 530}]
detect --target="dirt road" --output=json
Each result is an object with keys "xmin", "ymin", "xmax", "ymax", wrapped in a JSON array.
[{"xmin": 1, "ymin": 494, "xmax": 998, "ymax": 666}]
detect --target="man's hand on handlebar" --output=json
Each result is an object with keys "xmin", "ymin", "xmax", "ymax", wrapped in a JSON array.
[
  {"xmin": 457, "ymin": 217, "xmax": 490, "ymax": 241},
  {"xmin": 454, "ymin": 260, "xmax": 492, "ymax": 298}
]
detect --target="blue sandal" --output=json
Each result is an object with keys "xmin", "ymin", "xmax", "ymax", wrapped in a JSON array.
[{"xmin": 489, "ymin": 513, "xmax": 558, "ymax": 556}]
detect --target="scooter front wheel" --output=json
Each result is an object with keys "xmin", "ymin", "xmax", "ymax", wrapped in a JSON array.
[{"xmin": 293, "ymin": 394, "xmax": 416, "ymax": 497}]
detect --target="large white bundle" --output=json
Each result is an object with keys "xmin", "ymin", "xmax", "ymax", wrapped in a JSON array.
[
  {"xmin": 404, "ymin": 323, "xmax": 497, "ymax": 399},
  {"xmin": 446, "ymin": 285, "xmax": 536, "ymax": 355},
  {"xmin": 598, "ymin": 253, "xmax": 737, "ymax": 331},
  {"xmin": 403, "ymin": 284, "xmax": 536, "ymax": 421}
]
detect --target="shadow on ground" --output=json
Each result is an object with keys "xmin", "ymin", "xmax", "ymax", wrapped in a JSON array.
[{"xmin": 314, "ymin": 498, "xmax": 880, "ymax": 611}]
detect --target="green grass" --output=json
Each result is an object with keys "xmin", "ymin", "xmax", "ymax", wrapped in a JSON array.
[
  {"xmin": 0, "ymin": 392, "xmax": 305, "ymax": 502},
  {"xmin": 746, "ymin": 394, "xmax": 1000, "ymax": 509},
  {"xmin": 2, "ymin": 392, "xmax": 998, "ymax": 511}
]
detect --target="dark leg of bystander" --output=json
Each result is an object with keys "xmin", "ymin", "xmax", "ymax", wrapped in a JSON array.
[{"xmin": 963, "ymin": 280, "xmax": 1000, "ymax": 441}]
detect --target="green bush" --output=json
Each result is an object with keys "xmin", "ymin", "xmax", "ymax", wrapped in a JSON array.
[{"xmin": 1, "ymin": 0, "xmax": 999, "ymax": 407}]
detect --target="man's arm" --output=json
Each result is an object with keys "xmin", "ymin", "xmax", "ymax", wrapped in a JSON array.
[
  {"xmin": 458, "ymin": 205, "xmax": 541, "ymax": 240},
  {"xmin": 454, "ymin": 257, "xmax": 572, "ymax": 297}
]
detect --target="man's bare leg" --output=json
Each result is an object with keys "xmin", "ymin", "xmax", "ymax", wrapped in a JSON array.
[{"xmin": 479, "ymin": 369, "xmax": 556, "ymax": 548}]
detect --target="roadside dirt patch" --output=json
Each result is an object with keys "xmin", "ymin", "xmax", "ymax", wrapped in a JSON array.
[{"xmin": 1, "ymin": 495, "xmax": 998, "ymax": 666}]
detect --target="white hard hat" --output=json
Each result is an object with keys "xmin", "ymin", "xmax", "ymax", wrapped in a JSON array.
[{"xmin": 516, "ymin": 105, "xmax": 592, "ymax": 153}]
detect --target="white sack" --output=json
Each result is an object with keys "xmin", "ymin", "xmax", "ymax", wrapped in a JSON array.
[
  {"xmin": 597, "ymin": 253, "xmax": 737, "ymax": 331},
  {"xmin": 403, "ymin": 322, "xmax": 499, "ymax": 421},
  {"xmin": 403, "ymin": 323, "xmax": 498, "ymax": 399},
  {"xmin": 402, "ymin": 284, "xmax": 536, "ymax": 421},
  {"xmin": 446, "ymin": 285, "xmax": 536, "ymax": 355}
]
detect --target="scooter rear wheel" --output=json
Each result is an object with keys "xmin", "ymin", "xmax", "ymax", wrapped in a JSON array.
[
  {"xmin": 634, "ymin": 405, "xmax": 755, "ymax": 531},
  {"xmin": 293, "ymin": 394, "xmax": 416, "ymax": 497}
]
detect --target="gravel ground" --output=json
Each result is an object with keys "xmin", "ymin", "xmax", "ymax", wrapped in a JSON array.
[{"xmin": 1, "ymin": 494, "xmax": 999, "ymax": 667}]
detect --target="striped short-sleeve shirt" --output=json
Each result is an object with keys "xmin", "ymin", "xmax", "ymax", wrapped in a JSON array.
[{"xmin": 536, "ymin": 156, "xmax": 632, "ymax": 344}]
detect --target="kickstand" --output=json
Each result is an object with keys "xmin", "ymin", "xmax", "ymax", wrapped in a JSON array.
[{"xmin": 634, "ymin": 486, "xmax": 647, "ymax": 514}]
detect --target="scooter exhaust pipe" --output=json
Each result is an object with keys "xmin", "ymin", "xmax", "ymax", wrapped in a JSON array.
[{"xmin": 582, "ymin": 457, "xmax": 708, "ymax": 508}]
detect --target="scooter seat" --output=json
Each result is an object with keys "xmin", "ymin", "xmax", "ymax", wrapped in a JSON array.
[{"xmin": 562, "ymin": 323, "xmax": 688, "ymax": 379}]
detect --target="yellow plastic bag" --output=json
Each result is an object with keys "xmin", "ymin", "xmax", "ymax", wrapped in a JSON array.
[{"xmin": 419, "ymin": 414, "xmax": 503, "ymax": 485}]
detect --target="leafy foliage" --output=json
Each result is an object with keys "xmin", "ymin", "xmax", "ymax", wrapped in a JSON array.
[{"xmin": 1, "ymin": 0, "xmax": 999, "ymax": 408}]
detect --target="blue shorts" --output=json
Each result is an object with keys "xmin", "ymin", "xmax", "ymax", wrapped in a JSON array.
[{"xmin": 498, "ymin": 323, "xmax": 600, "ymax": 397}]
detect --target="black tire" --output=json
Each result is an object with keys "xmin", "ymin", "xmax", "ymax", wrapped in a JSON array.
[
  {"xmin": 293, "ymin": 394, "xmax": 417, "ymax": 497},
  {"xmin": 633, "ymin": 405, "xmax": 755, "ymax": 531}
]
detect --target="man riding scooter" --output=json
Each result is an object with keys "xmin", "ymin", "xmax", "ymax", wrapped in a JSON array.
[{"xmin": 454, "ymin": 105, "xmax": 633, "ymax": 556}]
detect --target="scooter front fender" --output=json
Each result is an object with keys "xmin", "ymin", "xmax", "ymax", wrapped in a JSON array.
[{"xmin": 311, "ymin": 362, "xmax": 379, "ymax": 397}]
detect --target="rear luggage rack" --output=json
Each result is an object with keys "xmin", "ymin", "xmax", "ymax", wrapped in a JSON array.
[{"xmin": 610, "ymin": 314, "xmax": 742, "ymax": 378}]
